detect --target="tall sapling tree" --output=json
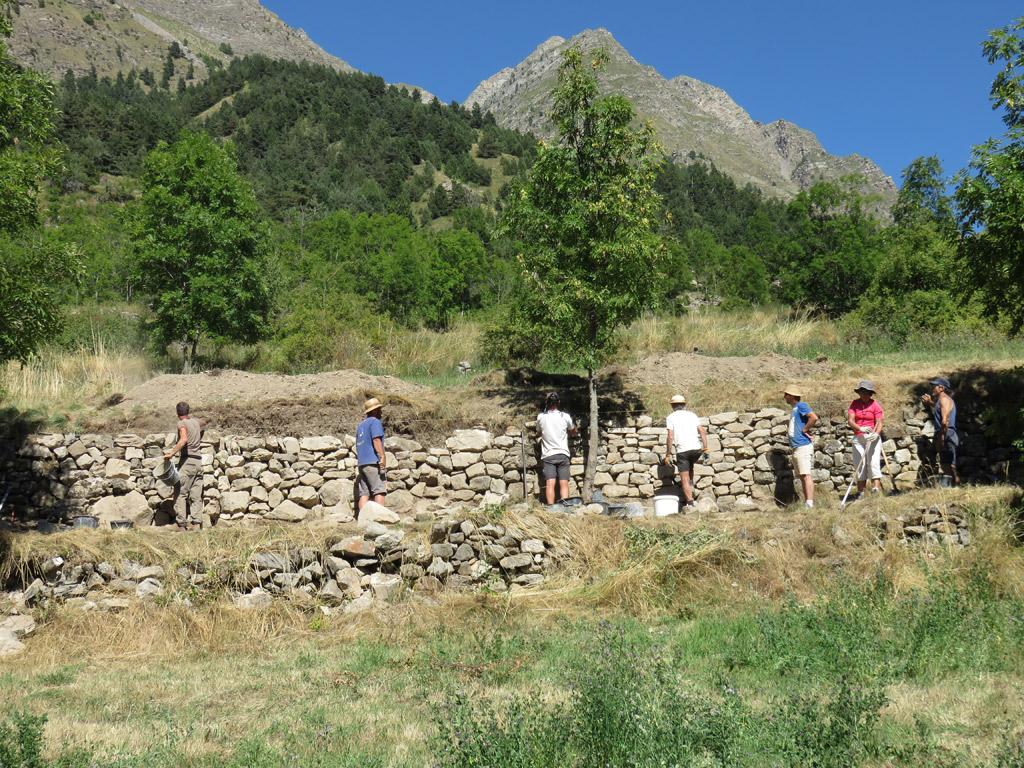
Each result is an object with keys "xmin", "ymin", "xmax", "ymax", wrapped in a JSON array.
[{"xmin": 489, "ymin": 46, "xmax": 665, "ymax": 501}]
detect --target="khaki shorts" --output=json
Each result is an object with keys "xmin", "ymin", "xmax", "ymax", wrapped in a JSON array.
[
  {"xmin": 357, "ymin": 464, "xmax": 386, "ymax": 498},
  {"xmin": 792, "ymin": 444, "xmax": 814, "ymax": 476}
]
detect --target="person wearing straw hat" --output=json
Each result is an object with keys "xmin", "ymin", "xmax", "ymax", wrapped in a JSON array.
[
  {"xmin": 355, "ymin": 397, "xmax": 387, "ymax": 511},
  {"xmin": 847, "ymin": 380, "xmax": 885, "ymax": 498},
  {"xmin": 783, "ymin": 385, "xmax": 818, "ymax": 508},
  {"xmin": 663, "ymin": 394, "xmax": 708, "ymax": 508},
  {"xmin": 164, "ymin": 401, "xmax": 204, "ymax": 530},
  {"xmin": 921, "ymin": 376, "xmax": 959, "ymax": 485}
]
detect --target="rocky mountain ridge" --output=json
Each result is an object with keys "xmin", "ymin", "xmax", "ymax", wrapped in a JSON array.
[
  {"xmin": 7, "ymin": 0, "xmax": 353, "ymax": 83},
  {"xmin": 467, "ymin": 29, "xmax": 896, "ymax": 204}
]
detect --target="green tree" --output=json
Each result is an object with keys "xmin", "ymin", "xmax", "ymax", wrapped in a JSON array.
[
  {"xmin": 0, "ymin": 3, "xmax": 59, "ymax": 233},
  {"xmin": 955, "ymin": 16, "xmax": 1024, "ymax": 332},
  {"xmin": 852, "ymin": 221, "xmax": 974, "ymax": 343},
  {"xmin": 129, "ymin": 132, "xmax": 272, "ymax": 371},
  {"xmin": 0, "ymin": 0, "xmax": 81, "ymax": 366},
  {"xmin": 892, "ymin": 155, "xmax": 954, "ymax": 231},
  {"xmin": 488, "ymin": 46, "xmax": 664, "ymax": 500},
  {"xmin": 775, "ymin": 180, "xmax": 882, "ymax": 316}
]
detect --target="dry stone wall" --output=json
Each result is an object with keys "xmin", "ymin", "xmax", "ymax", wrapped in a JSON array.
[{"xmin": 0, "ymin": 405, "xmax": 1004, "ymax": 523}]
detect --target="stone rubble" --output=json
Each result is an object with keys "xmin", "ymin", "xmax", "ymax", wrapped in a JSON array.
[{"xmin": 877, "ymin": 504, "xmax": 972, "ymax": 547}]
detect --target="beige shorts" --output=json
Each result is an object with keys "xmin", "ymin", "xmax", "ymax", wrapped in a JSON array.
[{"xmin": 792, "ymin": 444, "xmax": 814, "ymax": 476}]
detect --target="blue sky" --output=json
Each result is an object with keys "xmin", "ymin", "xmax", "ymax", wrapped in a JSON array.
[{"xmin": 263, "ymin": 1, "xmax": 1020, "ymax": 186}]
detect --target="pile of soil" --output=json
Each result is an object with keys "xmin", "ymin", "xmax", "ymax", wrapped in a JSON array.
[
  {"xmin": 86, "ymin": 369, "xmax": 430, "ymax": 437},
  {"xmin": 620, "ymin": 352, "xmax": 832, "ymax": 391}
]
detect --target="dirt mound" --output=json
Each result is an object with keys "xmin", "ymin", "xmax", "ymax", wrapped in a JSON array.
[
  {"xmin": 87, "ymin": 369, "xmax": 432, "ymax": 437},
  {"xmin": 118, "ymin": 369, "xmax": 426, "ymax": 409},
  {"xmin": 620, "ymin": 352, "xmax": 831, "ymax": 391}
]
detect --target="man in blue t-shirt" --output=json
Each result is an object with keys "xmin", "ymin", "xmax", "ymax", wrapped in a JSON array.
[
  {"xmin": 355, "ymin": 397, "xmax": 387, "ymax": 510},
  {"xmin": 783, "ymin": 385, "xmax": 818, "ymax": 508}
]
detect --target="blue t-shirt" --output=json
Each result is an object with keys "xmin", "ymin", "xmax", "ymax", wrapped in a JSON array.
[
  {"xmin": 789, "ymin": 401, "xmax": 813, "ymax": 448},
  {"xmin": 355, "ymin": 416, "xmax": 384, "ymax": 466}
]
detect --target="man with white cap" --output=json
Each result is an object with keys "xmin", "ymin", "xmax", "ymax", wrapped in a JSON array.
[
  {"xmin": 664, "ymin": 394, "xmax": 708, "ymax": 508},
  {"xmin": 783, "ymin": 385, "xmax": 818, "ymax": 508},
  {"xmin": 355, "ymin": 397, "xmax": 387, "ymax": 511},
  {"xmin": 847, "ymin": 380, "xmax": 885, "ymax": 497}
]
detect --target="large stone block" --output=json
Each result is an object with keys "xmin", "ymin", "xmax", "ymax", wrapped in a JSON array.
[
  {"xmin": 91, "ymin": 491, "xmax": 152, "ymax": 528},
  {"xmin": 358, "ymin": 501, "xmax": 400, "ymax": 525},
  {"xmin": 288, "ymin": 486, "xmax": 320, "ymax": 508},
  {"xmin": 266, "ymin": 500, "xmax": 310, "ymax": 522},
  {"xmin": 385, "ymin": 489, "xmax": 415, "ymax": 514},
  {"xmin": 446, "ymin": 430, "xmax": 494, "ymax": 452},
  {"xmin": 319, "ymin": 479, "xmax": 353, "ymax": 507},
  {"xmin": 104, "ymin": 458, "xmax": 132, "ymax": 479},
  {"xmin": 299, "ymin": 436, "xmax": 341, "ymax": 453}
]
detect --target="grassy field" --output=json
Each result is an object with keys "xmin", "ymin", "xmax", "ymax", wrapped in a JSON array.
[{"xmin": 1, "ymin": 488, "xmax": 1022, "ymax": 766}]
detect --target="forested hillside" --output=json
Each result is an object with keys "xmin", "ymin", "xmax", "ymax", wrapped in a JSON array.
[{"xmin": 0, "ymin": 47, "xmax": 1002, "ymax": 381}]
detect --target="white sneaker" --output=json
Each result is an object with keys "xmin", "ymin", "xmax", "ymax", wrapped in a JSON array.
[{"xmin": 805, "ymin": 500, "xmax": 814, "ymax": 508}]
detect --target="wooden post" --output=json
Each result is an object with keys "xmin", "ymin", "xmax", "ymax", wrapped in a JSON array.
[{"xmin": 521, "ymin": 421, "xmax": 528, "ymax": 501}]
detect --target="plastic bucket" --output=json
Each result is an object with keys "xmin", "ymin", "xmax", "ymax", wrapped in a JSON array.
[
  {"xmin": 153, "ymin": 459, "xmax": 179, "ymax": 486},
  {"xmin": 653, "ymin": 495, "xmax": 680, "ymax": 517}
]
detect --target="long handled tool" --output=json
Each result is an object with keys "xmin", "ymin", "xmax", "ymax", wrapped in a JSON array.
[
  {"xmin": 878, "ymin": 439, "xmax": 900, "ymax": 495},
  {"xmin": 840, "ymin": 433, "xmax": 876, "ymax": 510}
]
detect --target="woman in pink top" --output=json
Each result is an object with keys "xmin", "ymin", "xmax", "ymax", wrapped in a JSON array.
[{"xmin": 847, "ymin": 380, "xmax": 885, "ymax": 496}]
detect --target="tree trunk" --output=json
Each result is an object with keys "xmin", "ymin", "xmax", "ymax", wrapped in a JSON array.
[{"xmin": 581, "ymin": 368, "xmax": 599, "ymax": 503}]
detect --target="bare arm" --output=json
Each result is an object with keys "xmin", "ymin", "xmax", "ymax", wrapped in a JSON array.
[
  {"xmin": 805, "ymin": 412, "xmax": 819, "ymax": 438},
  {"xmin": 846, "ymin": 410, "xmax": 860, "ymax": 433},
  {"xmin": 373, "ymin": 436, "xmax": 386, "ymax": 469},
  {"xmin": 938, "ymin": 396, "xmax": 953, "ymax": 434},
  {"xmin": 698, "ymin": 425, "xmax": 708, "ymax": 453},
  {"xmin": 164, "ymin": 425, "xmax": 187, "ymax": 459},
  {"xmin": 665, "ymin": 429, "xmax": 675, "ymax": 461}
]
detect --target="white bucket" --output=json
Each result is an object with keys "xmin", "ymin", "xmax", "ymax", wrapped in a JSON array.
[
  {"xmin": 153, "ymin": 459, "xmax": 180, "ymax": 486},
  {"xmin": 653, "ymin": 494, "xmax": 679, "ymax": 517}
]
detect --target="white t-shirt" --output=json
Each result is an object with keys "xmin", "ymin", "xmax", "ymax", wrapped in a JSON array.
[
  {"xmin": 666, "ymin": 409, "xmax": 702, "ymax": 452},
  {"xmin": 537, "ymin": 409, "xmax": 574, "ymax": 459}
]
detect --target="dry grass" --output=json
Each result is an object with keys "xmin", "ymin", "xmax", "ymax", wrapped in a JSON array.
[
  {"xmin": 0, "ymin": 487, "xmax": 1021, "ymax": 764},
  {"xmin": 620, "ymin": 307, "xmax": 836, "ymax": 360},
  {"xmin": 0, "ymin": 340, "xmax": 151, "ymax": 421}
]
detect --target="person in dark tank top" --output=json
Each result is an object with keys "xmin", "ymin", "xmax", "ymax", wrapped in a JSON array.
[
  {"xmin": 921, "ymin": 377, "xmax": 959, "ymax": 485},
  {"xmin": 164, "ymin": 401, "xmax": 206, "ymax": 529}
]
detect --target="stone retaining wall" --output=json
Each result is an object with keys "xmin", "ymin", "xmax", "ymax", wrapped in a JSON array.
[{"xmin": 0, "ymin": 404, "xmax": 1008, "ymax": 523}]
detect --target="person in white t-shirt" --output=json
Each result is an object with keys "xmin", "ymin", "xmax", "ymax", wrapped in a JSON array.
[
  {"xmin": 536, "ymin": 392, "xmax": 578, "ymax": 505},
  {"xmin": 663, "ymin": 394, "xmax": 708, "ymax": 507}
]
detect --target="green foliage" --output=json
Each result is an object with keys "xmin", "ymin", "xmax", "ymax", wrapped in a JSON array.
[
  {"xmin": 55, "ymin": 57, "xmax": 533, "ymax": 220},
  {"xmin": 0, "ymin": 5, "xmax": 60, "ymax": 234},
  {"xmin": 851, "ymin": 219, "xmax": 980, "ymax": 343},
  {"xmin": 490, "ymin": 47, "xmax": 664, "ymax": 372},
  {"xmin": 0, "ymin": 6, "xmax": 82, "ymax": 366},
  {"xmin": 775, "ymin": 179, "xmax": 883, "ymax": 316},
  {"xmin": 893, "ymin": 155, "xmax": 955, "ymax": 231},
  {"xmin": 0, "ymin": 712, "xmax": 90, "ymax": 767},
  {"xmin": 128, "ymin": 132, "xmax": 272, "ymax": 369},
  {"xmin": 286, "ymin": 209, "xmax": 501, "ymax": 332},
  {"xmin": 741, "ymin": 570, "xmax": 1023, "ymax": 683},
  {"xmin": 435, "ymin": 621, "xmax": 890, "ymax": 768},
  {"xmin": 0, "ymin": 235, "xmax": 83, "ymax": 364},
  {"xmin": 218, "ymin": 42, "xmax": 234, "ymax": 56},
  {"xmin": 955, "ymin": 16, "xmax": 1024, "ymax": 334}
]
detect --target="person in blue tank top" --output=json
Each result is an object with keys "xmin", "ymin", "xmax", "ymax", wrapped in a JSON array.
[{"xmin": 921, "ymin": 377, "xmax": 959, "ymax": 485}]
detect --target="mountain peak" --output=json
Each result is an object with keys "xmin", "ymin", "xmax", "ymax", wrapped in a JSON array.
[{"xmin": 466, "ymin": 31, "xmax": 895, "ymax": 207}]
